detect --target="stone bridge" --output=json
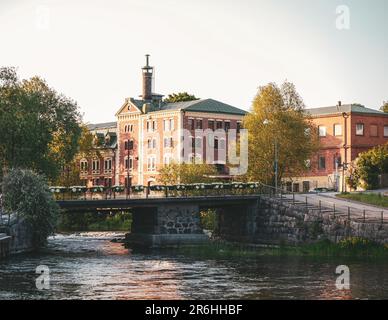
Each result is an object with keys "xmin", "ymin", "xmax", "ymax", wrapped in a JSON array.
[{"xmin": 57, "ymin": 194, "xmax": 388, "ymax": 247}]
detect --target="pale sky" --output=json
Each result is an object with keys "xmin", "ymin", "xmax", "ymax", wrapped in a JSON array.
[{"xmin": 1, "ymin": 0, "xmax": 387, "ymax": 124}]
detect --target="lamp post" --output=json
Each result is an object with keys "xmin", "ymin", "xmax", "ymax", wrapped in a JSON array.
[
  {"xmin": 342, "ymin": 111, "xmax": 349, "ymax": 193},
  {"xmin": 263, "ymin": 119, "xmax": 279, "ymax": 191}
]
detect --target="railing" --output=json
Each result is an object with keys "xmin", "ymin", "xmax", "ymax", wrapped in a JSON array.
[
  {"xmin": 259, "ymin": 183, "xmax": 388, "ymax": 225},
  {"xmin": 49, "ymin": 182, "xmax": 388, "ymax": 225}
]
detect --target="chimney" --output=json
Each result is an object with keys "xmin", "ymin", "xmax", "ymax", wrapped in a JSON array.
[{"xmin": 142, "ymin": 54, "xmax": 153, "ymax": 101}]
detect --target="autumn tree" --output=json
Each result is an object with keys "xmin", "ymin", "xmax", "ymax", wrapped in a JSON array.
[
  {"xmin": 243, "ymin": 81, "xmax": 319, "ymax": 186},
  {"xmin": 0, "ymin": 67, "xmax": 82, "ymax": 181},
  {"xmin": 380, "ymin": 101, "xmax": 388, "ymax": 113},
  {"xmin": 164, "ymin": 92, "xmax": 199, "ymax": 103},
  {"xmin": 158, "ymin": 163, "xmax": 218, "ymax": 185}
]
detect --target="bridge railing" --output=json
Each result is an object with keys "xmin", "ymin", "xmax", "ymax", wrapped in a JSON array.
[{"xmin": 259, "ymin": 183, "xmax": 388, "ymax": 225}]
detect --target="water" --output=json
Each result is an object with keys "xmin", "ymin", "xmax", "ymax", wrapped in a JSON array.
[{"xmin": 0, "ymin": 232, "xmax": 387, "ymax": 300}]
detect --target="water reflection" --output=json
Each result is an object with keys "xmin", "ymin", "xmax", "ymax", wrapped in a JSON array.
[{"xmin": 0, "ymin": 232, "xmax": 387, "ymax": 300}]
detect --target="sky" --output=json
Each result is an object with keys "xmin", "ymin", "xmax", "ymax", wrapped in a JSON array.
[{"xmin": 0, "ymin": 0, "xmax": 387, "ymax": 124}]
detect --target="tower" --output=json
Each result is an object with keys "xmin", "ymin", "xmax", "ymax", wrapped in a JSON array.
[{"xmin": 142, "ymin": 54, "xmax": 153, "ymax": 101}]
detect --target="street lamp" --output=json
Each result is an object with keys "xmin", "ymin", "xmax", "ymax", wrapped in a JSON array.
[
  {"xmin": 263, "ymin": 119, "xmax": 279, "ymax": 191},
  {"xmin": 342, "ymin": 111, "xmax": 349, "ymax": 193}
]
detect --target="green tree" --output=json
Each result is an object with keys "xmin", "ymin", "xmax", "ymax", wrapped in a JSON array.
[
  {"xmin": 158, "ymin": 163, "xmax": 218, "ymax": 185},
  {"xmin": 380, "ymin": 101, "xmax": 388, "ymax": 113},
  {"xmin": 2, "ymin": 168, "xmax": 59, "ymax": 247},
  {"xmin": 0, "ymin": 67, "xmax": 82, "ymax": 182},
  {"xmin": 164, "ymin": 92, "xmax": 199, "ymax": 103},
  {"xmin": 243, "ymin": 81, "xmax": 319, "ymax": 185},
  {"xmin": 349, "ymin": 144, "xmax": 388, "ymax": 190},
  {"xmin": 52, "ymin": 125, "xmax": 97, "ymax": 187}
]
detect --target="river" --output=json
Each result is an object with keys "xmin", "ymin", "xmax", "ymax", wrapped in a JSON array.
[{"xmin": 0, "ymin": 232, "xmax": 387, "ymax": 300}]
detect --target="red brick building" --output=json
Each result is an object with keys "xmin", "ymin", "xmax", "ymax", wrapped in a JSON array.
[
  {"xmin": 81, "ymin": 55, "xmax": 246, "ymax": 187},
  {"xmin": 290, "ymin": 103, "xmax": 388, "ymax": 192}
]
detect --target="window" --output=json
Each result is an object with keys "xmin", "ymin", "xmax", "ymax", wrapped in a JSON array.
[
  {"xmin": 370, "ymin": 124, "xmax": 378, "ymax": 137},
  {"xmin": 318, "ymin": 126, "xmax": 327, "ymax": 137},
  {"xmin": 125, "ymin": 140, "xmax": 133, "ymax": 150},
  {"xmin": 104, "ymin": 178, "xmax": 112, "ymax": 187},
  {"xmin": 147, "ymin": 156, "xmax": 156, "ymax": 171},
  {"xmin": 164, "ymin": 154, "xmax": 172, "ymax": 165},
  {"xmin": 208, "ymin": 120, "xmax": 215, "ymax": 130},
  {"xmin": 164, "ymin": 137, "xmax": 174, "ymax": 148},
  {"xmin": 219, "ymin": 138, "xmax": 226, "ymax": 149},
  {"xmin": 163, "ymin": 119, "xmax": 170, "ymax": 131},
  {"xmin": 237, "ymin": 122, "xmax": 242, "ymax": 134},
  {"xmin": 147, "ymin": 139, "xmax": 152, "ymax": 149},
  {"xmin": 356, "ymin": 123, "xmax": 364, "ymax": 136},
  {"xmin": 318, "ymin": 156, "xmax": 326, "ymax": 170},
  {"xmin": 334, "ymin": 124, "xmax": 342, "ymax": 136},
  {"xmin": 384, "ymin": 126, "xmax": 388, "ymax": 137},
  {"xmin": 333, "ymin": 155, "xmax": 342, "ymax": 169},
  {"xmin": 125, "ymin": 157, "xmax": 133, "ymax": 170},
  {"xmin": 152, "ymin": 138, "xmax": 157, "ymax": 149},
  {"xmin": 216, "ymin": 121, "xmax": 223, "ymax": 130},
  {"xmin": 147, "ymin": 120, "xmax": 156, "ymax": 132},
  {"xmin": 196, "ymin": 119, "xmax": 203, "ymax": 129},
  {"xmin": 224, "ymin": 121, "xmax": 230, "ymax": 131},
  {"xmin": 169, "ymin": 119, "xmax": 174, "ymax": 131},
  {"xmin": 124, "ymin": 124, "xmax": 133, "ymax": 133},
  {"xmin": 92, "ymin": 159, "xmax": 100, "ymax": 171},
  {"xmin": 104, "ymin": 158, "xmax": 112, "ymax": 171},
  {"xmin": 195, "ymin": 137, "xmax": 202, "ymax": 149},
  {"xmin": 188, "ymin": 119, "xmax": 194, "ymax": 130},
  {"xmin": 214, "ymin": 138, "xmax": 219, "ymax": 149},
  {"xmin": 80, "ymin": 160, "xmax": 88, "ymax": 171}
]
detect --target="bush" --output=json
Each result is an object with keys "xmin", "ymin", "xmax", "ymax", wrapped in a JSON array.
[{"xmin": 2, "ymin": 168, "xmax": 59, "ymax": 247}]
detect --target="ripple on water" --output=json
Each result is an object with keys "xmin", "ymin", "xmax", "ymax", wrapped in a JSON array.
[{"xmin": 0, "ymin": 232, "xmax": 387, "ymax": 300}]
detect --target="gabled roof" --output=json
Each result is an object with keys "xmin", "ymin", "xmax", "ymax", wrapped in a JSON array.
[
  {"xmin": 306, "ymin": 104, "xmax": 386, "ymax": 117},
  {"xmin": 87, "ymin": 122, "xmax": 117, "ymax": 131}
]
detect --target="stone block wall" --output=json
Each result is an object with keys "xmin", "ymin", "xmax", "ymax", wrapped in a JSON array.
[
  {"xmin": 256, "ymin": 197, "xmax": 388, "ymax": 245},
  {"xmin": 156, "ymin": 205, "xmax": 203, "ymax": 234}
]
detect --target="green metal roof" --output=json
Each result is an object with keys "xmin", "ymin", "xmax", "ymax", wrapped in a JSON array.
[
  {"xmin": 306, "ymin": 104, "xmax": 386, "ymax": 116},
  {"xmin": 161, "ymin": 98, "xmax": 247, "ymax": 116}
]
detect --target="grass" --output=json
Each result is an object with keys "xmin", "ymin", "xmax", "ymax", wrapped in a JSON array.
[
  {"xmin": 337, "ymin": 192, "xmax": 388, "ymax": 208},
  {"xmin": 176, "ymin": 238, "xmax": 388, "ymax": 259}
]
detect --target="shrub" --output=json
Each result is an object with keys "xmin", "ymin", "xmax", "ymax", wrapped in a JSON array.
[{"xmin": 2, "ymin": 168, "xmax": 59, "ymax": 247}]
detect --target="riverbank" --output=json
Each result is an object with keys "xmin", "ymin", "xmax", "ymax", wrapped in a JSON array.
[{"xmin": 174, "ymin": 237, "xmax": 388, "ymax": 259}]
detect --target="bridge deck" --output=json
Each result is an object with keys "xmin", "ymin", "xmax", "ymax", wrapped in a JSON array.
[{"xmin": 57, "ymin": 195, "xmax": 261, "ymax": 211}]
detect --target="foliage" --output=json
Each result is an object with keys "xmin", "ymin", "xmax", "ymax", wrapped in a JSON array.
[
  {"xmin": 337, "ymin": 192, "xmax": 388, "ymax": 208},
  {"xmin": 0, "ymin": 67, "xmax": 82, "ymax": 182},
  {"xmin": 348, "ymin": 144, "xmax": 388, "ymax": 190},
  {"xmin": 158, "ymin": 163, "xmax": 218, "ymax": 185},
  {"xmin": 2, "ymin": 168, "xmax": 59, "ymax": 247},
  {"xmin": 164, "ymin": 92, "xmax": 199, "ymax": 103},
  {"xmin": 242, "ymin": 81, "xmax": 319, "ymax": 184},
  {"xmin": 52, "ymin": 125, "xmax": 96, "ymax": 187},
  {"xmin": 200, "ymin": 209, "xmax": 217, "ymax": 231},
  {"xmin": 380, "ymin": 101, "xmax": 388, "ymax": 113},
  {"xmin": 57, "ymin": 211, "xmax": 132, "ymax": 231}
]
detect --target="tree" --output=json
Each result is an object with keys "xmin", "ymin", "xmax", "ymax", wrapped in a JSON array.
[
  {"xmin": 348, "ymin": 145, "xmax": 388, "ymax": 190},
  {"xmin": 164, "ymin": 92, "xmax": 199, "ymax": 103},
  {"xmin": 243, "ymin": 81, "xmax": 319, "ymax": 185},
  {"xmin": 52, "ymin": 125, "xmax": 96, "ymax": 187},
  {"xmin": 158, "ymin": 163, "xmax": 218, "ymax": 185},
  {"xmin": 380, "ymin": 101, "xmax": 388, "ymax": 113},
  {"xmin": 0, "ymin": 67, "xmax": 82, "ymax": 182},
  {"xmin": 2, "ymin": 168, "xmax": 59, "ymax": 247}
]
